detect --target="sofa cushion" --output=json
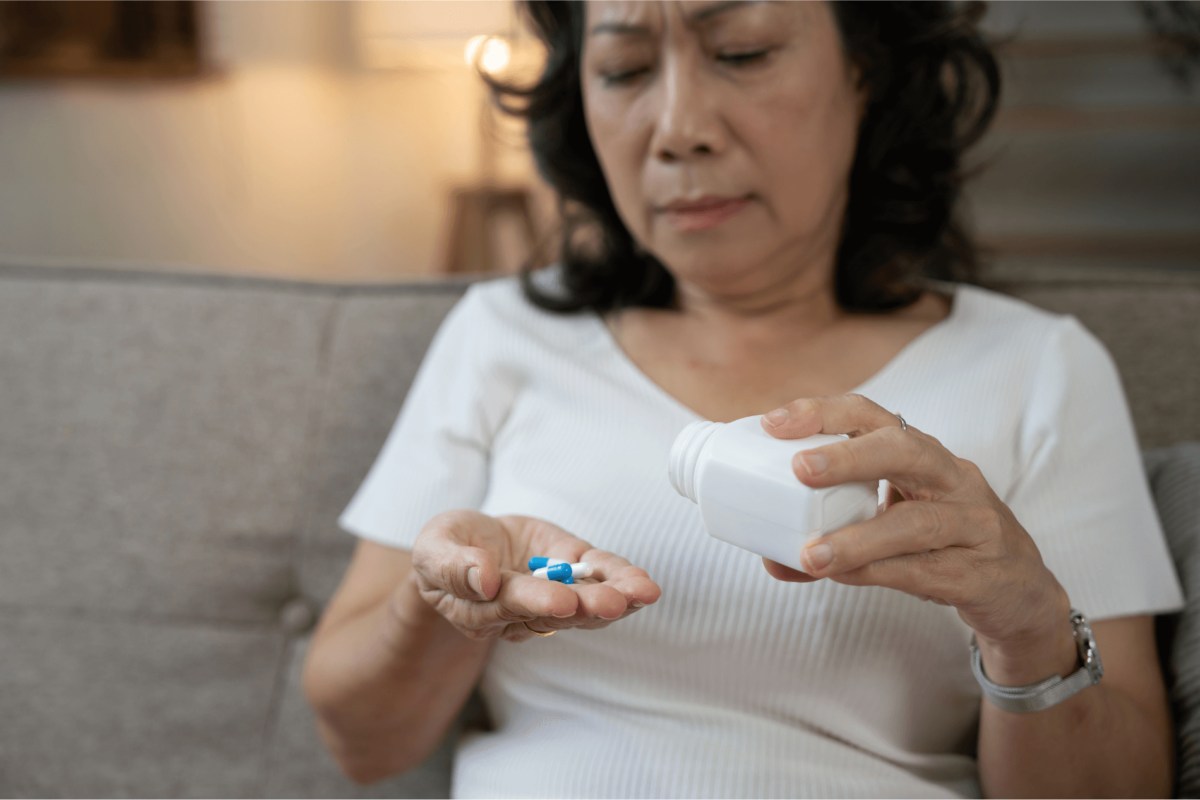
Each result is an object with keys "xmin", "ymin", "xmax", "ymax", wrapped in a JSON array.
[
  {"xmin": 0, "ymin": 609, "xmax": 284, "ymax": 797},
  {"xmin": 0, "ymin": 271, "xmax": 333, "ymax": 624},
  {"xmin": 1144, "ymin": 443, "xmax": 1200, "ymax": 797}
]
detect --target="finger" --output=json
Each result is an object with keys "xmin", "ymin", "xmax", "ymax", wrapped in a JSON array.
[
  {"xmin": 762, "ymin": 557, "xmax": 820, "ymax": 583},
  {"xmin": 414, "ymin": 511, "xmax": 514, "ymax": 600},
  {"xmin": 790, "ymin": 424, "xmax": 964, "ymax": 500},
  {"xmin": 573, "ymin": 548, "xmax": 637, "ymax": 581},
  {"xmin": 502, "ymin": 621, "xmax": 543, "ymax": 642},
  {"xmin": 490, "ymin": 573, "xmax": 580, "ymax": 621},
  {"xmin": 412, "ymin": 542, "xmax": 501, "ymax": 603},
  {"xmin": 498, "ymin": 515, "xmax": 596, "ymax": 567},
  {"xmin": 559, "ymin": 568, "xmax": 662, "ymax": 620},
  {"xmin": 799, "ymin": 501, "xmax": 992, "ymax": 577},
  {"xmin": 760, "ymin": 393, "xmax": 902, "ymax": 440},
  {"xmin": 828, "ymin": 548, "xmax": 976, "ymax": 607},
  {"xmin": 605, "ymin": 574, "xmax": 663, "ymax": 608},
  {"xmin": 575, "ymin": 549, "xmax": 662, "ymax": 606}
]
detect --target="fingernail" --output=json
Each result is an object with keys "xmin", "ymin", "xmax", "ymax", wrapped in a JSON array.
[
  {"xmin": 803, "ymin": 543, "xmax": 834, "ymax": 572},
  {"xmin": 798, "ymin": 452, "xmax": 828, "ymax": 476},
  {"xmin": 764, "ymin": 408, "xmax": 788, "ymax": 427},
  {"xmin": 631, "ymin": 601, "xmax": 645, "ymax": 608},
  {"xmin": 467, "ymin": 567, "xmax": 484, "ymax": 598}
]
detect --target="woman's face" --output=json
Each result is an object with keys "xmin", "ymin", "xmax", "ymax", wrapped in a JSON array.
[{"xmin": 581, "ymin": 0, "xmax": 866, "ymax": 297}]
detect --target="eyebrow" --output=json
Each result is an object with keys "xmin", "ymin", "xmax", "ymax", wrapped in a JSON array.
[{"xmin": 588, "ymin": 0, "xmax": 770, "ymax": 37}]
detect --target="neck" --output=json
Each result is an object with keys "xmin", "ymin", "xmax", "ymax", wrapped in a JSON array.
[{"xmin": 670, "ymin": 253, "xmax": 846, "ymax": 356}]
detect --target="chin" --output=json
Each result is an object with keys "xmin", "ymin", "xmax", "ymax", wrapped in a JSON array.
[{"xmin": 654, "ymin": 243, "xmax": 775, "ymax": 296}]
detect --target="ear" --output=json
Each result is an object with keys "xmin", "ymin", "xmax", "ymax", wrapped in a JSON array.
[{"xmin": 850, "ymin": 61, "xmax": 871, "ymax": 124}]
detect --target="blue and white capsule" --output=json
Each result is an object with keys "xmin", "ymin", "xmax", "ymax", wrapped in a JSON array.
[
  {"xmin": 533, "ymin": 562, "xmax": 593, "ymax": 581},
  {"xmin": 527, "ymin": 557, "xmax": 568, "ymax": 571}
]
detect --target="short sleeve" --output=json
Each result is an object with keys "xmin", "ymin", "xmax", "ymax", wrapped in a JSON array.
[
  {"xmin": 338, "ymin": 287, "xmax": 516, "ymax": 551},
  {"xmin": 1005, "ymin": 315, "xmax": 1185, "ymax": 621}
]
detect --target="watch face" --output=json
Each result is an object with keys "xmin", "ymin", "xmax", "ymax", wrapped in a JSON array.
[{"xmin": 1072, "ymin": 612, "xmax": 1104, "ymax": 683}]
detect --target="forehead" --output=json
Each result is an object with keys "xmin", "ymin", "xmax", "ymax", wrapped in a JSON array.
[{"xmin": 585, "ymin": 1, "xmax": 798, "ymax": 31}]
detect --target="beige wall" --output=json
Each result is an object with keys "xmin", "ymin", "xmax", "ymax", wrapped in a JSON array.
[
  {"xmin": 0, "ymin": 1, "xmax": 539, "ymax": 280},
  {"xmin": 0, "ymin": 1, "xmax": 1195, "ymax": 279}
]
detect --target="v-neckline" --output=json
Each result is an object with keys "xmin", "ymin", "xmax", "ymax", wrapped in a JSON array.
[{"xmin": 592, "ymin": 282, "xmax": 966, "ymax": 423}]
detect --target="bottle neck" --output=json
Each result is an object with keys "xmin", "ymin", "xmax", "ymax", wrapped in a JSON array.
[{"xmin": 668, "ymin": 420, "xmax": 722, "ymax": 503}]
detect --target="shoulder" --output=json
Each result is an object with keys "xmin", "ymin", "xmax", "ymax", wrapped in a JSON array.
[
  {"xmin": 444, "ymin": 271, "xmax": 609, "ymax": 371},
  {"xmin": 458, "ymin": 270, "xmax": 604, "ymax": 345},
  {"xmin": 952, "ymin": 282, "xmax": 1061, "ymax": 331},
  {"xmin": 949, "ymin": 282, "xmax": 1118, "ymax": 396},
  {"xmin": 951, "ymin": 282, "xmax": 1102, "ymax": 355}
]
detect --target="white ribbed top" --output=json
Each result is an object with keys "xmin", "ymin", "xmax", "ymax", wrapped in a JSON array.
[{"xmin": 340, "ymin": 276, "xmax": 1184, "ymax": 799}]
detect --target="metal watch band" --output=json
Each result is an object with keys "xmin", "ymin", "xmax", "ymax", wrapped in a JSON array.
[{"xmin": 969, "ymin": 609, "xmax": 1104, "ymax": 714}]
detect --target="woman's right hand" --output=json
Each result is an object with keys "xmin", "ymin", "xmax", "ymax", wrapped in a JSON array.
[{"xmin": 411, "ymin": 510, "xmax": 661, "ymax": 642}]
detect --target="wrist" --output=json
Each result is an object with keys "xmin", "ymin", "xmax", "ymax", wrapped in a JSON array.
[{"xmin": 974, "ymin": 579, "xmax": 1078, "ymax": 687}]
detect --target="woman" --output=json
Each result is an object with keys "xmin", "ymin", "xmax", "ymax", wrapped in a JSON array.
[{"xmin": 303, "ymin": 2, "xmax": 1184, "ymax": 797}]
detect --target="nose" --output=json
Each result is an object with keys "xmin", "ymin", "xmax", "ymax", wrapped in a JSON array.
[{"xmin": 650, "ymin": 50, "xmax": 725, "ymax": 164}]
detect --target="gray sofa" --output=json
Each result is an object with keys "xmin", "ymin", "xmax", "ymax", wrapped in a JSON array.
[{"xmin": 1, "ymin": 261, "xmax": 1197, "ymax": 798}]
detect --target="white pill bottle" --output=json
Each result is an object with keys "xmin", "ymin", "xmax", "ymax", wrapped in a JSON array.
[{"xmin": 668, "ymin": 415, "xmax": 879, "ymax": 573}]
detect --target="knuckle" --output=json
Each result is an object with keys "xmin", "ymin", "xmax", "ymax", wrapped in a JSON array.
[
  {"xmin": 955, "ymin": 457, "xmax": 985, "ymax": 483},
  {"xmin": 438, "ymin": 562, "xmax": 464, "ymax": 596},
  {"xmin": 788, "ymin": 397, "xmax": 820, "ymax": 420},
  {"xmin": 921, "ymin": 430, "xmax": 946, "ymax": 449},
  {"xmin": 968, "ymin": 504, "xmax": 1003, "ymax": 542},
  {"xmin": 836, "ymin": 442, "xmax": 861, "ymax": 474},
  {"xmin": 500, "ymin": 625, "xmax": 527, "ymax": 643},
  {"xmin": 432, "ymin": 592, "xmax": 460, "ymax": 621},
  {"xmin": 879, "ymin": 424, "xmax": 908, "ymax": 447},
  {"xmin": 845, "ymin": 392, "xmax": 870, "ymax": 409},
  {"xmin": 423, "ymin": 509, "xmax": 468, "ymax": 539},
  {"xmin": 908, "ymin": 502, "xmax": 944, "ymax": 543},
  {"xmin": 494, "ymin": 605, "xmax": 530, "ymax": 624}
]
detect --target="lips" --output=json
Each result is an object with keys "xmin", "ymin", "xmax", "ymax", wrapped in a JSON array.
[{"xmin": 660, "ymin": 195, "xmax": 751, "ymax": 232}]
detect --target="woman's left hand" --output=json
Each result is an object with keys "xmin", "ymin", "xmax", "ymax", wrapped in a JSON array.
[{"xmin": 761, "ymin": 393, "xmax": 1076, "ymax": 677}]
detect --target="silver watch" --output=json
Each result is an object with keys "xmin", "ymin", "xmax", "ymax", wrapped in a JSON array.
[{"xmin": 969, "ymin": 609, "xmax": 1104, "ymax": 713}]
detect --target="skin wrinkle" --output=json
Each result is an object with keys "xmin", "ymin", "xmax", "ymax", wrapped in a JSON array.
[{"xmin": 584, "ymin": 1, "xmax": 862, "ymax": 321}]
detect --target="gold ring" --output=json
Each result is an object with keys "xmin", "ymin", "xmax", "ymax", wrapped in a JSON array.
[{"xmin": 523, "ymin": 621, "xmax": 555, "ymax": 637}]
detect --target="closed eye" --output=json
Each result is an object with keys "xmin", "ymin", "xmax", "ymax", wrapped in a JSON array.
[
  {"xmin": 717, "ymin": 49, "xmax": 771, "ymax": 67},
  {"xmin": 601, "ymin": 66, "xmax": 652, "ymax": 87}
]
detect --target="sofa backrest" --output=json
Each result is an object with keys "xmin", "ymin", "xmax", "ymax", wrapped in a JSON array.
[{"xmin": 2, "ymin": 262, "xmax": 1197, "ymax": 618}]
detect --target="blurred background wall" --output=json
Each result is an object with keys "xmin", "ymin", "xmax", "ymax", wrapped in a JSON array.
[
  {"xmin": 972, "ymin": 1, "xmax": 1200, "ymax": 275},
  {"xmin": 0, "ymin": 0, "xmax": 1196, "ymax": 281}
]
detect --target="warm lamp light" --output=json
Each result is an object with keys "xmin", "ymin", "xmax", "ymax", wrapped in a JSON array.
[{"xmin": 464, "ymin": 34, "xmax": 510, "ymax": 74}]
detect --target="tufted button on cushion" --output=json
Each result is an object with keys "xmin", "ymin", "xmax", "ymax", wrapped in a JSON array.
[{"xmin": 279, "ymin": 597, "xmax": 317, "ymax": 635}]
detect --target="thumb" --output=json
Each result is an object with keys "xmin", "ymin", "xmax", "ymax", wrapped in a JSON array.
[
  {"xmin": 422, "ymin": 544, "xmax": 497, "ymax": 602},
  {"xmin": 413, "ymin": 512, "xmax": 503, "ymax": 601}
]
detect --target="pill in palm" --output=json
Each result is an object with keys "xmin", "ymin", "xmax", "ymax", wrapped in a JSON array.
[
  {"xmin": 533, "ymin": 562, "xmax": 593, "ymax": 581},
  {"xmin": 528, "ymin": 557, "xmax": 568, "ymax": 571}
]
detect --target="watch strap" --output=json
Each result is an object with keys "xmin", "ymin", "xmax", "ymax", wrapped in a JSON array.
[
  {"xmin": 969, "ymin": 609, "xmax": 1104, "ymax": 714},
  {"xmin": 970, "ymin": 640, "xmax": 1096, "ymax": 713}
]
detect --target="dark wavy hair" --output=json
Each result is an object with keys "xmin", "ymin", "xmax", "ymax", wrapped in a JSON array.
[{"xmin": 488, "ymin": 1, "xmax": 1000, "ymax": 315}]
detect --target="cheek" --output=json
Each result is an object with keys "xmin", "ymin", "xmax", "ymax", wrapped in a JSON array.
[
  {"xmin": 752, "ymin": 75, "xmax": 862, "ymax": 225},
  {"xmin": 582, "ymin": 85, "xmax": 654, "ymax": 236}
]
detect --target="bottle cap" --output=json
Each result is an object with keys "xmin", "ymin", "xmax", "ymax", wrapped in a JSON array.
[{"xmin": 668, "ymin": 420, "xmax": 721, "ymax": 503}]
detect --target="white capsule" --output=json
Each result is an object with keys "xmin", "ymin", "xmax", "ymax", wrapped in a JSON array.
[{"xmin": 532, "ymin": 561, "xmax": 593, "ymax": 581}]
